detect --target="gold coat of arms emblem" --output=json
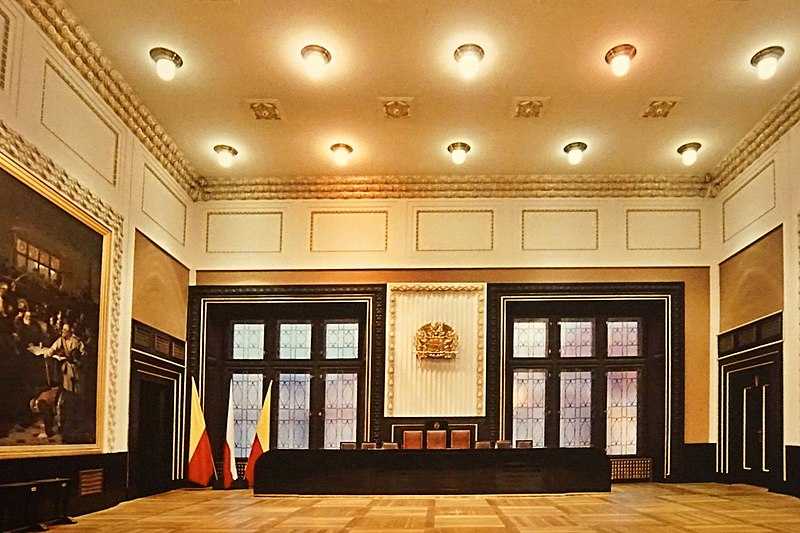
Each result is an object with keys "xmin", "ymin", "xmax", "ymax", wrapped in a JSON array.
[{"xmin": 415, "ymin": 321, "xmax": 459, "ymax": 359}]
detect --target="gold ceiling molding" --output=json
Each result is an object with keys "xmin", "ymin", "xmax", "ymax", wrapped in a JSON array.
[
  {"xmin": 0, "ymin": 120, "xmax": 124, "ymax": 450},
  {"xmin": 200, "ymin": 173, "xmax": 710, "ymax": 200},
  {"xmin": 708, "ymin": 79, "xmax": 800, "ymax": 196},
  {"xmin": 22, "ymin": 0, "xmax": 203, "ymax": 199}
]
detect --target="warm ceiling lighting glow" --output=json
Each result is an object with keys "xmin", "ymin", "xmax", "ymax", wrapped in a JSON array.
[
  {"xmin": 213, "ymin": 144, "xmax": 238, "ymax": 168},
  {"xmin": 330, "ymin": 143, "xmax": 353, "ymax": 166},
  {"xmin": 301, "ymin": 44, "xmax": 331, "ymax": 77},
  {"xmin": 447, "ymin": 142, "xmax": 471, "ymax": 164},
  {"xmin": 149, "ymin": 47, "xmax": 183, "ymax": 81},
  {"xmin": 454, "ymin": 44, "xmax": 485, "ymax": 79},
  {"xmin": 604, "ymin": 44, "xmax": 637, "ymax": 77},
  {"xmin": 677, "ymin": 142, "xmax": 701, "ymax": 167},
  {"xmin": 563, "ymin": 142, "xmax": 587, "ymax": 165},
  {"xmin": 751, "ymin": 46, "xmax": 785, "ymax": 80}
]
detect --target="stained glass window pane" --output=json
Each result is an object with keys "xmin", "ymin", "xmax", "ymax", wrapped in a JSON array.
[
  {"xmin": 231, "ymin": 373, "xmax": 263, "ymax": 458},
  {"xmin": 326, "ymin": 322, "xmax": 359, "ymax": 359},
  {"xmin": 559, "ymin": 371, "xmax": 592, "ymax": 447},
  {"xmin": 512, "ymin": 370, "xmax": 547, "ymax": 447},
  {"xmin": 606, "ymin": 370, "xmax": 638, "ymax": 455},
  {"xmin": 513, "ymin": 320, "xmax": 547, "ymax": 358},
  {"xmin": 324, "ymin": 373, "xmax": 358, "ymax": 448},
  {"xmin": 277, "ymin": 373, "xmax": 311, "ymax": 449},
  {"xmin": 607, "ymin": 320, "xmax": 639, "ymax": 357},
  {"xmin": 279, "ymin": 323, "xmax": 312, "ymax": 359},
  {"xmin": 559, "ymin": 320, "xmax": 593, "ymax": 358},
  {"xmin": 232, "ymin": 323, "xmax": 264, "ymax": 359}
]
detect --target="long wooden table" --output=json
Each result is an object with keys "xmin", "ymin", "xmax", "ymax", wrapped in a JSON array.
[{"xmin": 254, "ymin": 448, "xmax": 610, "ymax": 495}]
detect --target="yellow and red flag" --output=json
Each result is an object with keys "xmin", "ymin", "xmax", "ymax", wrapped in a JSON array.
[
  {"xmin": 187, "ymin": 377, "xmax": 216, "ymax": 486},
  {"xmin": 244, "ymin": 380, "xmax": 272, "ymax": 487},
  {"xmin": 222, "ymin": 381, "xmax": 238, "ymax": 488}
]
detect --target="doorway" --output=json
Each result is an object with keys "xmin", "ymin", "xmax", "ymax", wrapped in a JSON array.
[{"xmin": 129, "ymin": 375, "xmax": 174, "ymax": 497}]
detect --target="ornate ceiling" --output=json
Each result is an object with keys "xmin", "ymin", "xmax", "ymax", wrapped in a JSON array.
[{"xmin": 26, "ymin": 0, "xmax": 800, "ymax": 200}]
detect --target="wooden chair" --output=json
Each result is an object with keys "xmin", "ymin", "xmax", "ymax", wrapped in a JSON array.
[
  {"xmin": 475, "ymin": 440, "xmax": 493, "ymax": 449},
  {"xmin": 516, "ymin": 439, "xmax": 534, "ymax": 449},
  {"xmin": 450, "ymin": 429, "xmax": 471, "ymax": 449},
  {"xmin": 381, "ymin": 442, "xmax": 399, "ymax": 449},
  {"xmin": 402, "ymin": 430, "xmax": 423, "ymax": 449},
  {"xmin": 495, "ymin": 440, "xmax": 513, "ymax": 449},
  {"xmin": 340, "ymin": 441, "xmax": 357, "ymax": 450},
  {"xmin": 426, "ymin": 429, "xmax": 447, "ymax": 449}
]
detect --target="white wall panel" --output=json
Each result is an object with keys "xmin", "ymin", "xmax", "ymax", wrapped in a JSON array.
[
  {"xmin": 722, "ymin": 162, "xmax": 775, "ymax": 242},
  {"xmin": 386, "ymin": 284, "xmax": 485, "ymax": 417},
  {"xmin": 522, "ymin": 209, "xmax": 598, "ymax": 250},
  {"xmin": 40, "ymin": 61, "xmax": 118, "ymax": 184},
  {"xmin": 627, "ymin": 209, "xmax": 701, "ymax": 250},
  {"xmin": 310, "ymin": 210, "xmax": 388, "ymax": 252},
  {"xmin": 142, "ymin": 165, "xmax": 187, "ymax": 245},
  {"xmin": 206, "ymin": 211, "xmax": 283, "ymax": 253},
  {"xmin": 416, "ymin": 209, "xmax": 494, "ymax": 251}
]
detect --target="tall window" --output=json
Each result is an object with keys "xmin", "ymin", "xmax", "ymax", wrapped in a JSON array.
[
  {"xmin": 230, "ymin": 373, "xmax": 263, "ymax": 458},
  {"xmin": 232, "ymin": 323, "xmax": 264, "ymax": 360},
  {"xmin": 325, "ymin": 322, "xmax": 359, "ymax": 359},
  {"xmin": 323, "ymin": 373, "xmax": 357, "ymax": 448},
  {"xmin": 15, "ymin": 236, "xmax": 60, "ymax": 282},
  {"xmin": 508, "ymin": 313, "xmax": 644, "ymax": 455},
  {"xmin": 279, "ymin": 323, "xmax": 312, "ymax": 359},
  {"xmin": 277, "ymin": 373, "xmax": 311, "ymax": 449}
]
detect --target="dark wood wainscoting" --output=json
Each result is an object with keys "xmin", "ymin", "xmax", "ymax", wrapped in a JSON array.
[
  {"xmin": 0, "ymin": 452, "xmax": 127, "ymax": 527},
  {"xmin": 783, "ymin": 445, "xmax": 800, "ymax": 497}
]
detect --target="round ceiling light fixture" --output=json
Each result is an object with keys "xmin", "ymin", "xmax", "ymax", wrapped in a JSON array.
[
  {"xmin": 213, "ymin": 144, "xmax": 238, "ymax": 168},
  {"xmin": 454, "ymin": 43, "xmax": 485, "ymax": 78},
  {"xmin": 563, "ymin": 141, "xmax": 587, "ymax": 165},
  {"xmin": 301, "ymin": 44, "xmax": 332, "ymax": 77},
  {"xmin": 750, "ymin": 46, "xmax": 785, "ymax": 80},
  {"xmin": 149, "ymin": 47, "xmax": 183, "ymax": 81},
  {"xmin": 330, "ymin": 143, "xmax": 354, "ymax": 166},
  {"xmin": 604, "ymin": 44, "xmax": 637, "ymax": 77},
  {"xmin": 447, "ymin": 141, "xmax": 471, "ymax": 164},
  {"xmin": 677, "ymin": 142, "xmax": 701, "ymax": 167}
]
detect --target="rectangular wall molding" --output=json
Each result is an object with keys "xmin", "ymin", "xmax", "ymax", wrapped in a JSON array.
[
  {"xmin": 722, "ymin": 162, "xmax": 776, "ymax": 242},
  {"xmin": 416, "ymin": 209, "xmax": 494, "ymax": 252},
  {"xmin": 40, "ymin": 60, "xmax": 119, "ymax": 185},
  {"xmin": 522, "ymin": 209, "xmax": 598, "ymax": 250},
  {"xmin": 626, "ymin": 209, "xmax": 701, "ymax": 250},
  {"xmin": 310, "ymin": 210, "xmax": 388, "ymax": 252},
  {"xmin": 206, "ymin": 211, "xmax": 283, "ymax": 253},
  {"xmin": 141, "ymin": 165, "xmax": 187, "ymax": 245}
]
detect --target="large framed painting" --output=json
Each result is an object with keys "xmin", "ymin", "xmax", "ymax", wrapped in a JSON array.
[{"xmin": 0, "ymin": 151, "xmax": 111, "ymax": 457}]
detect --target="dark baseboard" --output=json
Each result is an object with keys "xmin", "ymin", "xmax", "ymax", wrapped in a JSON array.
[{"xmin": 677, "ymin": 443, "xmax": 716, "ymax": 482}]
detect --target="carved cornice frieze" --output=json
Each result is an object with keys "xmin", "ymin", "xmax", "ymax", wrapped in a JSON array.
[
  {"xmin": 708, "ymin": 79, "xmax": 800, "ymax": 196},
  {"xmin": 0, "ymin": 120, "xmax": 124, "ymax": 450},
  {"xmin": 21, "ymin": 0, "xmax": 203, "ymax": 199},
  {"xmin": 201, "ymin": 173, "xmax": 710, "ymax": 200}
]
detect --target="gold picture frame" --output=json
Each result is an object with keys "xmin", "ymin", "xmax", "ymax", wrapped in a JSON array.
[{"xmin": 0, "ymin": 140, "xmax": 115, "ymax": 459}]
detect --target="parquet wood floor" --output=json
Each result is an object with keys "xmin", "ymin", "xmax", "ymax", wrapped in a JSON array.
[{"xmin": 54, "ymin": 483, "xmax": 800, "ymax": 532}]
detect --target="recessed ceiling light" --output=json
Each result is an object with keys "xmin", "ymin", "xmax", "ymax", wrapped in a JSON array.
[
  {"xmin": 677, "ymin": 142, "xmax": 701, "ymax": 167},
  {"xmin": 301, "ymin": 44, "xmax": 332, "ymax": 77},
  {"xmin": 454, "ymin": 44, "xmax": 484, "ymax": 79},
  {"xmin": 213, "ymin": 144, "xmax": 238, "ymax": 168},
  {"xmin": 447, "ymin": 142, "xmax": 471, "ymax": 164},
  {"xmin": 604, "ymin": 44, "xmax": 637, "ymax": 77},
  {"xmin": 563, "ymin": 142, "xmax": 587, "ymax": 165},
  {"xmin": 149, "ymin": 47, "xmax": 183, "ymax": 81},
  {"xmin": 750, "ymin": 46, "xmax": 785, "ymax": 80},
  {"xmin": 330, "ymin": 143, "xmax": 353, "ymax": 166}
]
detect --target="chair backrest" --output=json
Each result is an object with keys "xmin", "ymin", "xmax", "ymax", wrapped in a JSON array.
[
  {"xmin": 426, "ymin": 429, "xmax": 447, "ymax": 449},
  {"xmin": 403, "ymin": 430, "xmax": 423, "ymax": 449},
  {"xmin": 361, "ymin": 442, "xmax": 378, "ymax": 449},
  {"xmin": 450, "ymin": 429, "xmax": 471, "ymax": 449},
  {"xmin": 495, "ymin": 440, "xmax": 512, "ymax": 449},
  {"xmin": 340, "ymin": 441, "xmax": 357, "ymax": 450},
  {"xmin": 381, "ymin": 442, "xmax": 399, "ymax": 449},
  {"xmin": 475, "ymin": 440, "xmax": 493, "ymax": 449},
  {"xmin": 515, "ymin": 439, "xmax": 534, "ymax": 449}
]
